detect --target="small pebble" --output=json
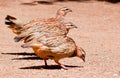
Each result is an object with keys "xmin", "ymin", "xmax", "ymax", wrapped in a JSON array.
[{"xmin": 113, "ymin": 73, "xmax": 118, "ymax": 76}]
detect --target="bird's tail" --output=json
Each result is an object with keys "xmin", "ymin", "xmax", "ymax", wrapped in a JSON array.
[
  {"xmin": 5, "ymin": 15, "xmax": 24, "ymax": 35},
  {"xmin": 14, "ymin": 34, "xmax": 33, "ymax": 43},
  {"xmin": 14, "ymin": 36, "xmax": 25, "ymax": 42},
  {"xmin": 5, "ymin": 15, "xmax": 17, "ymax": 25}
]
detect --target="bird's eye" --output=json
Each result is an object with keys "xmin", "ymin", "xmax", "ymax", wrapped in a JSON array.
[{"xmin": 65, "ymin": 8, "xmax": 69, "ymax": 10}]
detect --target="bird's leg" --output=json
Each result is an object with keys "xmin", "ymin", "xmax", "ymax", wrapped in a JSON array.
[
  {"xmin": 54, "ymin": 59, "xmax": 68, "ymax": 70},
  {"xmin": 44, "ymin": 59, "xmax": 48, "ymax": 67}
]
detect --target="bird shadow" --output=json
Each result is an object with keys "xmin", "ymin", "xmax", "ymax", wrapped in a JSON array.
[
  {"xmin": 19, "ymin": 65, "xmax": 83, "ymax": 70},
  {"xmin": 1, "ymin": 52, "xmax": 84, "ymax": 70},
  {"xmin": 1, "ymin": 52, "xmax": 43, "ymax": 60},
  {"xmin": 12, "ymin": 56, "xmax": 42, "ymax": 60},
  {"xmin": 1, "ymin": 52, "xmax": 36, "ymax": 56}
]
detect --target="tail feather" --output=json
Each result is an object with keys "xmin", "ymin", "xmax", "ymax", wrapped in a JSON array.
[
  {"xmin": 5, "ymin": 15, "xmax": 26, "ymax": 27},
  {"xmin": 14, "ymin": 36, "xmax": 24, "ymax": 42},
  {"xmin": 5, "ymin": 21, "xmax": 15, "ymax": 25},
  {"xmin": 5, "ymin": 15, "xmax": 25, "ymax": 35},
  {"xmin": 5, "ymin": 15, "xmax": 16, "ymax": 20},
  {"xmin": 5, "ymin": 15, "xmax": 17, "ymax": 26}
]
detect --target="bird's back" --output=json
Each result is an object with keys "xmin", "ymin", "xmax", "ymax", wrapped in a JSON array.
[
  {"xmin": 31, "ymin": 36, "xmax": 77, "ymax": 60},
  {"xmin": 15, "ymin": 17, "xmax": 67, "ymax": 43}
]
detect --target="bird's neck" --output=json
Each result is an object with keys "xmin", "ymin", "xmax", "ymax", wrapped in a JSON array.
[{"xmin": 55, "ymin": 15, "xmax": 65, "ymax": 22}]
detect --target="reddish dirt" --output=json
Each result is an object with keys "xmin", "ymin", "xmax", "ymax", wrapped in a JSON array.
[{"xmin": 0, "ymin": 0, "xmax": 120, "ymax": 78}]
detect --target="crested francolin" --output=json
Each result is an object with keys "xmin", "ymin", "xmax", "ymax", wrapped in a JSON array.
[
  {"xmin": 14, "ymin": 22, "xmax": 77, "ymax": 43},
  {"xmin": 21, "ymin": 35, "xmax": 85, "ymax": 70},
  {"xmin": 5, "ymin": 7, "xmax": 72, "ymax": 35}
]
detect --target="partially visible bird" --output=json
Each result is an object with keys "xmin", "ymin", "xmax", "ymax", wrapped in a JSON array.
[
  {"xmin": 5, "ymin": 7, "xmax": 72, "ymax": 35},
  {"xmin": 14, "ymin": 22, "xmax": 77, "ymax": 43}
]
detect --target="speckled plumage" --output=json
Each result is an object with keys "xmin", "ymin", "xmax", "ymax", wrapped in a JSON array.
[{"xmin": 5, "ymin": 7, "xmax": 85, "ymax": 70}]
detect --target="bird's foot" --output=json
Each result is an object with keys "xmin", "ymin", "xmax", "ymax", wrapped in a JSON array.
[
  {"xmin": 60, "ymin": 64, "xmax": 69, "ymax": 70},
  {"xmin": 56, "ymin": 62, "xmax": 68, "ymax": 70}
]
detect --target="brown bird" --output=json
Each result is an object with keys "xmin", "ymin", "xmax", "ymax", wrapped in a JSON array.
[
  {"xmin": 5, "ymin": 7, "xmax": 72, "ymax": 35},
  {"xmin": 21, "ymin": 35, "xmax": 85, "ymax": 70},
  {"xmin": 14, "ymin": 22, "xmax": 77, "ymax": 43},
  {"xmin": 18, "ymin": 21, "xmax": 85, "ymax": 70}
]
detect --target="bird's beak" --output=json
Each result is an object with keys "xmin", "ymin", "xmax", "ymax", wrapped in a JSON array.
[
  {"xmin": 73, "ymin": 25, "xmax": 77, "ymax": 28},
  {"xmin": 81, "ymin": 54, "xmax": 85, "ymax": 62},
  {"xmin": 70, "ymin": 25, "xmax": 77, "ymax": 29},
  {"xmin": 68, "ymin": 9, "xmax": 72, "ymax": 12}
]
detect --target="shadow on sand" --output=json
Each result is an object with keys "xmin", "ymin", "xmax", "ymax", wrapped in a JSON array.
[
  {"xmin": 1, "ymin": 52, "xmax": 42, "ymax": 60},
  {"xmin": 19, "ymin": 65, "xmax": 84, "ymax": 70},
  {"xmin": 20, "ymin": 0, "xmax": 120, "ymax": 6},
  {"xmin": 1, "ymin": 52, "xmax": 84, "ymax": 70},
  {"xmin": 1, "ymin": 52, "xmax": 35, "ymax": 56}
]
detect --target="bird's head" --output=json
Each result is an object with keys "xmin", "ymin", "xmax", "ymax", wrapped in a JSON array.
[
  {"xmin": 59, "ymin": 22, "xmax": 77, "ymax": 35},
  {"xmin": 56, "ymin": 7, "xmax": 72, "ymax": 17},
  {"xmin": 64, "ymin": 22, "xmax": 77, "ymax": 30}
]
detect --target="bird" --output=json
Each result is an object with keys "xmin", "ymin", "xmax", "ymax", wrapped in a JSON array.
[
  {"xmin": 5, "ymin": 7, "xmax": 72, "ymax": 35},
  {"xmin": 5, "ymin": 7, "xmax": 86, "ymax": 70},
  {"xmin": 22, "ymin": 35, "xmax": 86, "ymax": 70},
  {"xmin": 12, "ymin": 7, "xmax": 73, "ymax": 42},
  {"xmin": 15, "ymin": 20, "xmax": 85, "ymax": 70},
  {"xmin": 14, "ymin": 22, "xmax": 77, "ymax": 43},
  {"xmin": 17, "ymin": 21, "xmax": 85, "ymax": 70}
]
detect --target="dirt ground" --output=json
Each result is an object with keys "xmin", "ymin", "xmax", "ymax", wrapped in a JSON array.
[{"xmin": 0, "ymin": 0, "xmax": 120, "ymax": 78}]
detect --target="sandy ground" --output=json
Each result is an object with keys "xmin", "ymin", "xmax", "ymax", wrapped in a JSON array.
[{"xmin": 0, "ymin": 0, "xmax": 120, "ymax": 78}]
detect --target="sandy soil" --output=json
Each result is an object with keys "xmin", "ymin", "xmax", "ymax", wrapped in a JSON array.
[{"xmin": 0, "ymin": 0, "xmax": 120, "ymax": 78}]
